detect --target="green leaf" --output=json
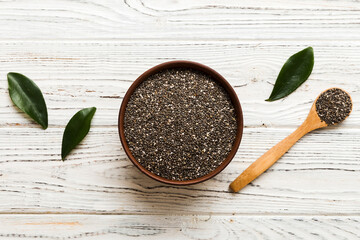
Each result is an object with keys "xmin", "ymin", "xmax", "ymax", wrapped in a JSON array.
[
  {"xmin": 266, "ymin": 47, "xmax": 314, "ymax": 101},
  {"xmin": 7, "ymin": 72, "xmax": 48, "ymax": 129},
  {"xmin": 61, "ymin": 107, "xmax": 96, "ymax": 160}
]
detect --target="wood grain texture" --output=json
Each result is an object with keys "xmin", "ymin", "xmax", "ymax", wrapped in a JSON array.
[
  {"xmin": 1, "ymin": 127, "xmax": 359, "ymax": 214},
  {"xmin": 0, "ymin": 41, "xmax": 359, "ymax": 128},
  {"xmin": 0, "ymin": 0, "xmax": 360, "ymax": 40},
  {"xmin": 0, "ymin": 0, "xmax": 359, "ymax": 238},
  {"xmin": 0, "ymin": 215, "xmax": 359, "ymax": 240}
]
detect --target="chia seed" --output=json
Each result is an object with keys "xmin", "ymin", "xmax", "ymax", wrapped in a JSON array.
[
  {"xmin": 315, "ymin": 88, "xmax": 352, "ymax": 125},
  {"xmin": 124, "ymin": 68, "xmax": 238, "ymax": 181}
]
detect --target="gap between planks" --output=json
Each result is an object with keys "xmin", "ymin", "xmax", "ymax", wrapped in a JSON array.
[
  {"xmin": 0, "ymin": 212, "xmax": 360, "ymax": 217},
  {"xmin": 1, "ymin": 38, "xmax": 360, "ymax": 43}
]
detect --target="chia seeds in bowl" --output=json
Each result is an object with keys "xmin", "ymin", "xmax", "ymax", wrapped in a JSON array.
[{"xmin": 118, "ymin": 61, "xmax": 243, "ymax": 185}]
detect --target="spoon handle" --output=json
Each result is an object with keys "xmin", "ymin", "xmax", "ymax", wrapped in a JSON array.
[{"xmin": 229, "ymin": 122, "xmax": 311, "ymax": 193}]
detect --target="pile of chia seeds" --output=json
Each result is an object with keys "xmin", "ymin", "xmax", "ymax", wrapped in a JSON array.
[
  {"xmin": 124, "ymin": 68, "xmax": 238, "ymax": 181},
  {"xmin": 315, "ymin": 88, "xmax": 352, "ymax": 125}
]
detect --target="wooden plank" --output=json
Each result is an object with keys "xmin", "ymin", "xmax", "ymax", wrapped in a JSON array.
[
  {"xmin": 0, "ymin": 127, "xmax": 359, "ymax": 214},
  {"xmin": 0, "ymin": 41, "xmax": 359, "ymax": 128},
  {"xmin": 0, "ymin": 215, "xmax": 359, "ymax": 239},
  {"xmin": 0, "ymin": 0, "xmax": 360, "ymax": 40}
]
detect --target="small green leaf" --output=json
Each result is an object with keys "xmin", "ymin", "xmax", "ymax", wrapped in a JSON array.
[
  {"xmin": 266, "ymin": 47, "xmax": 314, "ymax": 101},
  {"xmin": 7, "ymin": 72, "xmax": 48, "ymax": 129},
  {"xmin": 61, "ymin": 107, "xmax": 96, "ymax": 160}
]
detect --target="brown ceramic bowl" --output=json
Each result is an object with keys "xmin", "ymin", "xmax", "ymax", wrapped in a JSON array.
[{"xmin": 118, "ymin": 60, "xmax": 243, "ymax": 185}]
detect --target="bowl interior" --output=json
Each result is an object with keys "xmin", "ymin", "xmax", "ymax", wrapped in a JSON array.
[{"xmin": 118, "ymin": 60, "xmax": 243, "ymax": 185}]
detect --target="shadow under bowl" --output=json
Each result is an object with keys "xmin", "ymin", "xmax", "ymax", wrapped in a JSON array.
[{"xmin": 118, "ymin": 60, "xmax": 243, "ymax": 185}]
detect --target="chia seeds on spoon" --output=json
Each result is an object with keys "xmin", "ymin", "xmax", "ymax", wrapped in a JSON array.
[
  {"xmin": 315, "ymin": 88, "xmax": 352, "ymax": 125},
  {"xmin": 124, "ymin": 68, "xmax": 238, "ymax": 181}
]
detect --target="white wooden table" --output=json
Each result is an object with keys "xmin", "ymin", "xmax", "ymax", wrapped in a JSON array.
[{"xmin": 0, "ymin": 0, "xmax": 359, "ymax": 239}]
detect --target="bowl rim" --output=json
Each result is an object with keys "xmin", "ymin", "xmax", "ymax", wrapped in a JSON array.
[{"xmin": 118, "ymin": 60, "xmax": 243, "ymax": 185}]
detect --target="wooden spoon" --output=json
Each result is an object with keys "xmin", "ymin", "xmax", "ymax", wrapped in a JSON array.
[{"xmin": 230, "ymin": 88, "xmax": 352, "ymax": 193}]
